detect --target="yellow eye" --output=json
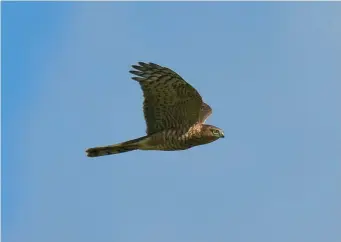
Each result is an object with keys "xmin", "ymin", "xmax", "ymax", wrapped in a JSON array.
[{"xmin": 212, "ymin": 130, "xmax": 220, "ymax": 135}]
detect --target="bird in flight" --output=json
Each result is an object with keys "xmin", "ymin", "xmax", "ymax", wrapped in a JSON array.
[{"xmin": 86, "ymin": 62, "xmax": 224, "ymax": 157}]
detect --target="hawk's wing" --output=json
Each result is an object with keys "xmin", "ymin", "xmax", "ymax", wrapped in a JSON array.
[
  {"xmin": 130, "ymin": 62, "xmax": 203, "ymax": 135},
  {"xmin": 199, "ymin": 102, "xmax": 212, "ymax": 123}
]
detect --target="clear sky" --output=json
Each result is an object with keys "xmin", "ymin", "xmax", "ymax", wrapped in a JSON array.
[{"xmin": 2, "ymin": 2, "xmax": 341, "ymax": 242}]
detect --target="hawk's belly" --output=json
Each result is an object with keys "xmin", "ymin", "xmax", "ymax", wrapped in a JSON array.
[{"xmin": 139, "ymin": 129, "xmax": 204, "ymax": 151}]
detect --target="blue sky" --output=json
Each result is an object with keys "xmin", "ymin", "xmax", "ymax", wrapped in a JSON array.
[{"xmin": 2, "ymin": 2, "xmax": 341, "ymax": 242}]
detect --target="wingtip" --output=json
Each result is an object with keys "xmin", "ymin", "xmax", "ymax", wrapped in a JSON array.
[
  {"xmin": 130, "ymin": 70, "xmax": 142, "ymax": 75},
  {"xmin": 132, "ymin": 62, "xmax": 162, "ymax": 68},
  {"xmin": 149, "ymin": 62, "xmax": 160, "ymax": 67},
  {"xmin": 132, "ymin": 76, "xmax": 144, "ymax": 81},
  {"xmin": 138, "ymin": 61, "xmax": 148, "ymax": 67}
]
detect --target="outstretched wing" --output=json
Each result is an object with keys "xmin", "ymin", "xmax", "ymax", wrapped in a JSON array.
[
  {"xmin": 130, "ymin": 62, "xmax": 203, "ymax": 135},
  {"xmin": 199, "ymin": 102, "xmax": 212, "ymax": 123}
]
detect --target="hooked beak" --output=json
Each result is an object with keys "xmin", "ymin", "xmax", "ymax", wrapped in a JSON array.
[{"xmin": 221, "ymin": 133, "xmax": 225, "ymax": 138}]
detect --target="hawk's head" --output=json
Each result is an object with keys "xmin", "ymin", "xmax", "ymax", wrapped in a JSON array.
[{"xmin": 201, "ymin": 124, "xmax": 225, "ymax": 140}]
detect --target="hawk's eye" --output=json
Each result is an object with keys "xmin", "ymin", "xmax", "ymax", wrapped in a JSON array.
[{"xmin": 212, "ymin": 129, "xmax": 220, "ymax": 136}]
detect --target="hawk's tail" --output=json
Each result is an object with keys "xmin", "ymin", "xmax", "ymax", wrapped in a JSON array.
[{"xmin": 86, "ymin": 136, "xmax": 147, "ymax": 157}]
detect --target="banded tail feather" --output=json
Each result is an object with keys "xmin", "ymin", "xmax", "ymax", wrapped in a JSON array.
[{"xmin": 86, "ymin": 136, "xmax": 147, "ymax": 157}]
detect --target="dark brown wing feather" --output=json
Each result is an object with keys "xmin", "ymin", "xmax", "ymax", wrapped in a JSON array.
[
  {"xmin": 130, "ymin": 62, "xmax": 203, "ymax": 135},
  {"xmin": 199, "ymin": 102, "xmax": 212, "ymax": 123}
]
